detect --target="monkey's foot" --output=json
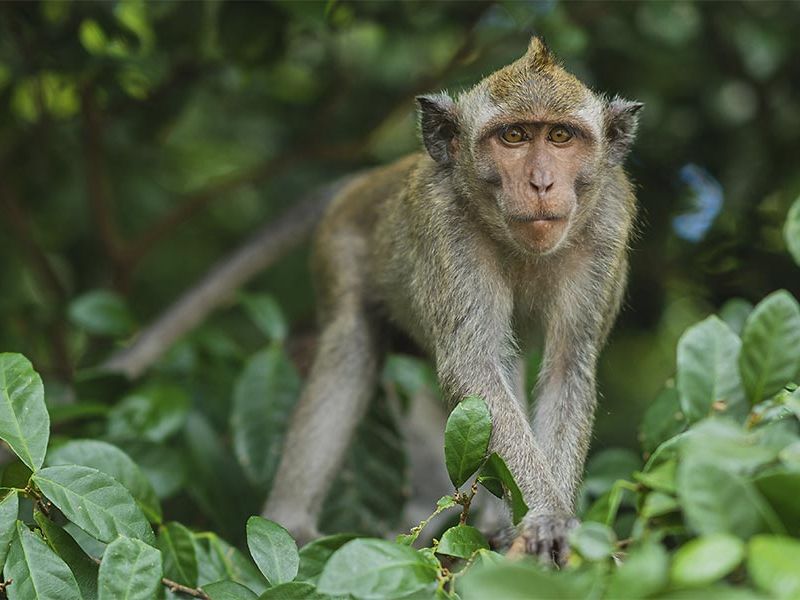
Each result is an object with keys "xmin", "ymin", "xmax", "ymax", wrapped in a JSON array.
[{"xmin": 506, "ymin": 513, "xmax": 579, "ymax": 566}]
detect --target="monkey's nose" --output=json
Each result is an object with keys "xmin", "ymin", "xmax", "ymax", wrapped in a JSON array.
[{"xmin": 530, "ymin": 171, "xmax": 555, "ymax": 196}]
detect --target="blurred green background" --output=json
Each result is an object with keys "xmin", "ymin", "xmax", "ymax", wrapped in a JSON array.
[{"xmin": 1, "ymin": 0, "xmax": 799, "ymax": 518}]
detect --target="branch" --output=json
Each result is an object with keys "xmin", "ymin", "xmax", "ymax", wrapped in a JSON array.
[
  {"xmin": 102, "ymin": 175, "xmax": 359, "ymax": 378},
  {"xmin": 81, "ymin": 87, "xmax": 126, "ymax": 279}
]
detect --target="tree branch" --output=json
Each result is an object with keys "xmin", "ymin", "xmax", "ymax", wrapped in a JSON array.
[
  {"xmin": 102, "ymin": 175, "xmax": 359, "ymax": 378},
  {"xmin": 81, "ymin": 86, "xmax": 127, "ymax": 283}
]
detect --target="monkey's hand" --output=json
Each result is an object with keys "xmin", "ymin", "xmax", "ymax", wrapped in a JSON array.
[{"xmin": 507, "ymin": 513, "xmax": 579, "ymax": 566}]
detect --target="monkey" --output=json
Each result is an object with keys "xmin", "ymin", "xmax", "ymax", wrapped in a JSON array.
[{"xmin": 263, "ymin": 37, "xmax": 642, "ymax": 564}]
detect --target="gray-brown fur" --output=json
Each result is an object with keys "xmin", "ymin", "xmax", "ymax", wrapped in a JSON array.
[{"xmin": 263, "ymin": 37, "xmax": 642, "ymax": 562}]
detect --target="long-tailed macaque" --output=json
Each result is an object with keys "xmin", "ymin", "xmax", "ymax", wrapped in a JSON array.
[{"xmin": 263, "ymin": 37, "xmax": 642, "ymax": 564}]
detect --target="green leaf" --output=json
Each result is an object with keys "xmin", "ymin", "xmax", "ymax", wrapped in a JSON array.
[
  {"xmin": 677, "ymin": 460, "xmax": 782, "ymax": 538},
  {"xmin": 437, "ymin": 525, "xmax": 488, "ymax": 559},
  {"xmin": 477, "ymin": 453, "xmax": 528, "ymax": 524},
  {"xmin": 5, "ymin": 521, "xmax": 81, "ymax": 600},
  {"xmin": 739, "ymin": 290, "xmax": 800, "ymax": 403},
  {"xmin": 246, "ymin": 516, "xmax": 299, "ymax": 585},
  {"xmin": 317, "ymin": 539, "xmax": 438, "ymax": 599},
  {"xmin": 296, "ymin": 534, "xmax": 357, "ymax": 584},
  {"xmin": 605, "ymin": 541, "xmax": 669, "ymax": 598},
  {"xmin": 460, "ymin": 563, "xmax": 588, "ymax": 600},
  {"xmin": 98, "ymin": 536, "xmax": 162, "ymax": 600},
  {"xmin": 677, "ymin": 316, "xmax": 745, "ymax": 422},
  {"xmin": 755, "ymin": 469, "xmax": 800, "ymax": 536},
  {"xmin": 47, "ymin": 439, "xmax": 162, "ymax": 523},
  {"xmin": 194, "ymin": 532, "xmax": 268, "ymax": 594},
  {"xmin": 444, "ymin": 396, "xmax": 492, "ymax": 488},
  {"xmin": 232, "ymin": 345, "xmax": 300, "ymax": 487},
  {"xmin": 0, "ymin": 491, "xmax": 19, "ymax": 569},
  {"xmin": 204, "ymin": 581, "xmax": 258, "ymax": 600},
  {"xmin": 748, "ymin": 535, "xmax": 800, "ymax": 599},
  {"xmin": 107, "ymin": 384, "xmax": 190, "ymax": 443},
  {"xmin": 568, "ymin": 522, "xmax": 616, "ymax": 561},
  {"xmin": 671, "ymin": 533, "xmax": 745, "ymax": 586},
  {"xmin": 638, "ymin": 386, "xmax": 686, "ymax": 455},
  {"xmin": 582, "ymin": 448, "xmax": 641, "ymax": 497},
  {"xmin": 34, "ymin": 511, "xmax": 98, "ymax": 600},
  {"xmin": 68, "ymin": 290, "xmax": 136, "ymax": 337},
  {"xmin": 160, "ymin": 522, "xmax": 198, "ymax": 587},
  {"xmin": 718, "ymin": 298, "xmax": 754, "ymax": 336},
  {"xmin": 321, "ymin": 393, "xmax": 408, "ymax": 536},
  {"xmin": 785, "ymin": 195, "xmax": 800, "ymax": 267},
  {"xmin": 32, "ymin": 465, "xmax": 155, "ymax": 545},
  {"xmin": 259, "ymin": 582, "xmax": 329, "ymax": 599},
  {"xmin": 639, "ymin": 491, "xmax": 679, "ymax": 519},
  {"xmin": 0, "ymin": 353, "xmax": 50, "ymax": 471},
  {"xmin": 240, "ymin": 293, "xmax": 289, "ymax": 342}
]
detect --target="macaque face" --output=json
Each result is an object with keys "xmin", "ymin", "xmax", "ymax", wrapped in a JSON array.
[{"xmin": 480, "ymin": 118, "xmax": 596, "ymax": 255}]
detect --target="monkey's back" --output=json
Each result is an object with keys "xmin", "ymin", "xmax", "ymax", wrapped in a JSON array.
[{"xmin": 309, "ymin": 153, "xmax": 424, "ymax": 325}]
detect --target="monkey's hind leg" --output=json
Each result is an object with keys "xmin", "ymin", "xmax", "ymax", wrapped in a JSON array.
[{"xmin": 262, "ymin": 308, "xmax": 382, "ymax": 545}]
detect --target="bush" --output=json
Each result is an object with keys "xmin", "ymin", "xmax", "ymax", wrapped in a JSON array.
[{"xmin": 0, "ymin": 199, "xmax": 798, "ymax": 598}]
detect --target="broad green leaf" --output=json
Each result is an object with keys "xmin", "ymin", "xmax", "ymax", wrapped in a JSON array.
[
  {"xmin": 785, "ymin": 196, "xmax": 800, "ymax": 267},
  {"xmin": 107, "ymin": 384, "xmax": 190, "ymax": 443},
  {"xmin": 232, "ymin": 345, "xmax": 300, "ymax": 487},
  {"xmin": 240, "ymin": 293, "xmax": 289, "ymax": 342},
  {"xmin": 259, "ymin": 582, "xmax": 328, "ymax": 599},
  {"xmin": 0, "ymin": 491, "xmax": 19, "ymax": 569},
  {"xmin": 47, "ymin": 439, "xmax": 162, "ymax": 523},
  {"xmin": 582, "ymin": 448, "xmax": 641, "ymax": 497},
  {"xmin": 296, "ymin": 534, "xmax": 357, "ymax": 584},
  {"xmin": 68, "ymin": 290, "xmax": 135, "ymax": 337},
  {"xmin": 32, "ymin": 465, "xmax": 155, "ymax": 545},
  {"xmin": 680, "ymin": 419, "xmax": 779, "ymax": 476},
  {"xmin": 246, "ymin": 517, "xmax": 298, "ymax": 585},
  {"xmin": 677, "ymin": 460, "xmax": 782, "ymax": 538},
  {"xmin": 183, "ymin": 413, "xmax": 261, "ymax": 542},
  {"xmin": 605, "ymin": 541, "xmax": 669, "ymax": 598},
  {"xmin": 755, "ymin": 469, "xmax": 800, "ymax": 536},
  {"xmin": 204, "ymin": 580, "xmax": 258, "ymax": 600},
  {"xmin": 321, "ymin": 393, "xmax": 408, "ymax": 536},
  {"xmin": 119, "ymin": 440, "xmax": 186, "ymax": 500},
  {"xmin": 0, "ymin": 353, "xmax": 50, "ymax": 471},
  {"xmin": 568, "ymin": 522, "xmax": 616, "ymax": 561},
  {"xmin": 5, "ymin": 521, "xmax": 80, "ymax": 600},
  {"xmin": 461, "ymin": 563, "xmax": 588, "ymax": 600},
  {"xmin": 671, "ymin": 533, "xmax": 745, "ymax": 586},
  {"xmin": 317, "ymin": 539, "xmax": 438, "ymax": 599},
  {"xmin": 436, "ymin": 525, "xmax": 488, "ymax": 559},
  {"xmin": 34, "ymin": 511, "xmax": 98, "ymax": 600},
  {"xmin": 444, "ymin": 395, "xmax": 492, "ymax": 488},
  {"xmin": 739, "ymin": 290, "xmax": 800, "ymax": 403},
  {"xmin": 677, "ymin": 316, "xmax": 745, "ymax": 422},
  {"xmin": 635, "ymin": 458, "xmax": 677, "ymax": 494},
  {"xmin": 478, "ymin": 452, "xmax": 528, "ymax": 524},
  {"xmin": 640, "ymin": 491, "xmax": 679, "ymax": 518},
  {"xmin": 98, "ymin": 536, "xmax": 162, "ymax": 600},
  {"xmin": 582, "ymin": 479, "xmax": 635, "ymax": 526},
  {"xmin": 718, "ymin": 298, "xmax": 754, "ymax": 336},
  {"xmin": 195, "ymin": 532, "xmax": 268, "ymax": 594},
  {"xmin": 638, "ymin": 386, "xmax": 686, "ymax": 455},
  {"xmin": 160, "ymin": 522, "xmax": 198, "ymax": 587},
  {"xmin": 748, "ymin": 535, "xmax": 800, "ymax": 599}
]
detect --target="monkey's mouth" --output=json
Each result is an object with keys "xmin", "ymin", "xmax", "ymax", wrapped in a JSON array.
[{"xmin": 507, "ymin": 213, "xmax": 565, "ymax": 224}]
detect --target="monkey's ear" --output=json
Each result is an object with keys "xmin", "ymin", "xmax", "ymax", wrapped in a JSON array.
[
  {"xmin": 605, "ymin": 97, "xmax": 644, "ymax": 165},
  {"xmin": 416, "ymin": 93, "xmax": 459, "ymax": 166}
]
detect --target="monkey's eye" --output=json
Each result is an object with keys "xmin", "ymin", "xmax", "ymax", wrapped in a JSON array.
[
  {"xmin": 548, "ymin": 126, "xmax": 573, "ymax": 144},
  {"xmin": 500, "ymin": 125, "xmax": 526, "ymax": 144}
]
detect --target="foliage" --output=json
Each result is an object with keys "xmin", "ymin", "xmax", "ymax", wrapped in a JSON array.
[{"xmin": 0, "ymin": 1, "xmax": 800, "ymax": 599}]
